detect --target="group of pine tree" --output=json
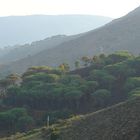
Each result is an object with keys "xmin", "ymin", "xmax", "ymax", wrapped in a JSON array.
[{"xmin": 0, "ymin": 51, "xmax": 140, "ymax": 136}]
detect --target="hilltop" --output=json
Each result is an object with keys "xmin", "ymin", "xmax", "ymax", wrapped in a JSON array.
[{"xmin": 0, "ymin": 15, "xmax": 112, "ymax": 47}]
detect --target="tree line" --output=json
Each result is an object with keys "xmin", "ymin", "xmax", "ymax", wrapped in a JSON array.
[{"xmin": 0, "ymin": 51, "xmax": 140, "ymax": 134}]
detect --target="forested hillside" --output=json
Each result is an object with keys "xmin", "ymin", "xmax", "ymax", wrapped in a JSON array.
[
  {"xmin": 0, "ymin": 51, "xmax": 139, "ymax": 137},
  {"xmin": 1, "ymin": 97, "xmax": 140, "ymax": 140}
]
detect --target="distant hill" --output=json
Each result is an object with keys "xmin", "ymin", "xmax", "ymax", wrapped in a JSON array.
[
  {"xmin": 0, "ymin": 7, "xmax": 140, "ymax": 75},
  {"xmin": 0, "ymin": 35, "xmax": 78, "ymax": 63},
  {"xmin": 0, "ymin": 15, "xmax": 112, "ymax": 47}
]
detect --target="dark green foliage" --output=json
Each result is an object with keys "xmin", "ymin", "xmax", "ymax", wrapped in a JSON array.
[
  {"xmin": 0, "ymin": 108, "xmax": 34, "ymax": 132},
  {"xmin": 128, "ymin": 88, "xmax": 140, "ymax": 98},
  {"xmin": 91, "ymin": 89, "xmax": 111, "ymax": 106},
  {"xmin": 4, "ymin": 52, "xmax": 140, "ymax": 111},
  {"xmin": 23, "ymin": 73, "xmax": 60, "ymax": 83},
  {"xmin": 106, "ymin": 51, "xmax": 133, "ymax": 64},
  {"xmin": 124, "ymin": 77, "xmax": 140, "ymax": 92},
  {"xmin": 16, "ymin": 116, "xmax": 34, "ymax": 132},
  {"xmin": 81, "ymin": 81, "xmax": 99, "ymax": 93},
  {"xmin": 75, "ymin": 60, "xmax": 80, "ymax": 69},
  {"xmin": 22, "ymin": 66, "xmax": 62, "ymax": 78},
  {"xmin": 89, "ymin": 70, "xmax": 116, "ymax": 90},
  {"xmin": 1, "ymin": 51, "xmax": 140, "ymax": 135}
]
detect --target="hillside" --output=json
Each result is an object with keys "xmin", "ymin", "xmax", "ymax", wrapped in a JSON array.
[
  {"xmin": 0, "ymin": 6, "xmax": 140, "ymax": 75},
  {"xmin": 59, "ymin": 97, "xmax": 140, "ymax": 140},
  {"xmin": 1, "ymin": 97, "xmax": 140, "ymax": 140},
  {"xmin": 0, "ymin": 15, "xmax": 112, "ymax": 47},
  {"xmin": 0, "ymin": 35, "xmax": 78, "ymax": 63}
]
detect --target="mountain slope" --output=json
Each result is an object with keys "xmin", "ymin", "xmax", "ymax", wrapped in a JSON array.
[
  {"xmin": 0, "ymin": 35, "xmax": 78, "ymax": 63},
  {"xmin": 1, "ymin": 98, "xmax": 140, "ymax": 140},
  {"xmin": 1, "ymin": 6, "xmax": 140, "ymax": 74},
  {"xmin": 0, "ymin": 15, "xmax": 112, "ymax": 47},
  {"xmin": 59, "ymin": 97, "xmax": 140, "ymax": 140}
]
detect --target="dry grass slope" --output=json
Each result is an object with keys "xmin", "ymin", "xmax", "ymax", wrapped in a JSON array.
[{"xmin": 60, "ymin": 98, "xmax": 140, "ymax": 140}]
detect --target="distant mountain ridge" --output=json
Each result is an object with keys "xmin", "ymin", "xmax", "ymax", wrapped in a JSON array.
[
  {"xmin": 1, "ymin": 6, "xmax": 140, "ymax": 75},
  {"xmin": 0, "ymin": 35, "xmax": 79, "ymax": 63},
  {"xmin": 0, "ymin": 15, "xmax": 112, "ymax": 47}
]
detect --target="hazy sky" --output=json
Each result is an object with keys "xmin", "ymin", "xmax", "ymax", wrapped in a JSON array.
[{"xmin": 0, "ymin": 0, "xmax": 140, "ymax": 18}]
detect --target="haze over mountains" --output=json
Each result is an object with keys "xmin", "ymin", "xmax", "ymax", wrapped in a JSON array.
[
  {"xmin": 0, "ymin": 35, "xmax": 78, "ymax": 63},
  {"xmin": 0, "ymin": 6, "xmax": 140, "ymax": 76},
  {"xmin": 0, "ymin": 15, "xmax": 112, "ymax": 47}
]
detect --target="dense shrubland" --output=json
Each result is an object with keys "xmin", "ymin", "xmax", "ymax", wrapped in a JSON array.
[{"xmin": 0, "ymin": 51, "xmax": 140, "ymax": 135}]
